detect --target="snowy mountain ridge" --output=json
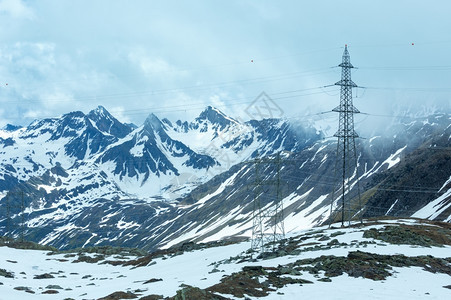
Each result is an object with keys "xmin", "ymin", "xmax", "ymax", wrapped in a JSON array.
[
  {"xmin": 0, "ymin": 108, "xmax": 449, "ymax": 252},
  {"xmin": 0, "ymin": 105, "xmax": 319, "ymax": 200},
  {"xmin": 0, "ymin": 105, "xmax": 324, "ymax": 248}
]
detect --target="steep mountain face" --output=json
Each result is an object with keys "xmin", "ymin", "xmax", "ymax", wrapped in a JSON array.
[
  {"xmin": 87, "ymin": 106, "xmax": 132, "ymax": 138},
  {"xmin": 96, "ymin": 113, "xmax": 218, "ymax": 198},
  {"xmin": 364, "ymin": 117, "xmax": 451, "ymax": 220}
]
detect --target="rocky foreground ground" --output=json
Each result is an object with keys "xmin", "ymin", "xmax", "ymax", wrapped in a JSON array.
[{"xmin": 1, "ymin": 218, "xmax": 450, "ymax": 299}]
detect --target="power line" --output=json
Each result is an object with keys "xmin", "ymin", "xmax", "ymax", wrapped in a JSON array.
[
  {"xmin": 364, "ymin": 86, "xmax": 451, "ymax": 92},
  {"xmin": 349, "ymin": 40, "xmax": 451, "ymax": 49},
  {"xmin": 16, "ymin": 87, "xmax": 339, "ymax": 119},
  {"xmin": 4, "ymin": 67, "xmax": 336, "ymax": 103},
  {"xmin": 359, "ymin": 65, "xmax": 451, "ymax": 71},
  {"xmin": 359, "ymin": 112, "xmax": 449, "ymax": 119}
]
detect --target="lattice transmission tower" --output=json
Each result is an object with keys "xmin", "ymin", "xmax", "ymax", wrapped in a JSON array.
[
  {"xmin": 251, "ymin": 152, "xmax": 285, "ymax": 253},
  {"xmin": 329, "ymin": 45, "xmax": 363, "ymax": 227}
]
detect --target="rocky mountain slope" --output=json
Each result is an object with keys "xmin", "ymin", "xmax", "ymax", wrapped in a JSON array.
[{"xmin": 145, "ymin": 113, "xmax": 450, "ymax": 249}]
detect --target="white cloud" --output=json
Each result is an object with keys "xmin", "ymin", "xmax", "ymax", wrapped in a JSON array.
[
  {"xmin": 109, "ymin": 106, "xmax": 131, "ymax": 124},
  {"xmin": 0, "ymin": 0, "xmax": 33, "ymax": 19},
  {"xmin": 128, "ymin": 50, "xmax": 173, "ymax": 75},
  {"xmin": 209, "ymin": 94, "xmax": 226, "ymax": 110},
  {"xmin": 23, "ymin": 108, "xmax": 46, "ymax": 119},
  {"xmin": 0, "ymin": 107, "xmax": 6, "ymax": 127},
  {"xmin": 0, "ymin": 1, "xmax": 450, "ymax": 128}
]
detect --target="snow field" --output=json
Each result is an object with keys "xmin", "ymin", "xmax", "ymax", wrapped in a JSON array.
[{"xmin": 1, "ymin": 219, "xmax": 450, "ymax": 299}]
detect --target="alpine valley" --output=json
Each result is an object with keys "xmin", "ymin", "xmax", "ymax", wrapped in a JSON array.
[{"xmin": 0, "ymin": 106, "xmax": 449, "ymax": 251}]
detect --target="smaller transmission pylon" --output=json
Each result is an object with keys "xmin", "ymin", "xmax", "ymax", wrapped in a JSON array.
[{"xmin": 251, "ymin": 152, "xmax": 285, "ymax": 253}]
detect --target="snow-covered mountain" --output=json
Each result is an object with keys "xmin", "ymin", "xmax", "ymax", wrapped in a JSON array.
[
  {"xmin": 0, "ymin": 105, "xmax": 326, "ymax": 249},
  {"xmin": 0, "ymin": 108, "xmax": 448, "ymax": 251},
  {"xmin": 0, "ymin": 106, "xmax": 319, "ymax": 200},
  {"xmin": 0, "ymin": 107, "xmax": 132, "ymax": 191}
]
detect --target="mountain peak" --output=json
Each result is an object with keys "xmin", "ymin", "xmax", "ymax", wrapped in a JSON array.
[
  {"xmin": 87, "ymin": 106, "xmax": 132, "ymax": 138},
  {"xmin": 196, "ymin": 106, "xmax": 239, "ymax": 128},
  {"xmin": 144, "ymin": 113, "xmax": 164, "ymax": 132},
  {"xmin": 2, "ymin": 124, "xmax": 23, "ymax": 132},
  {"xmin": 88, "ymin": 105, "xmax": 112, "ymax": 119}
]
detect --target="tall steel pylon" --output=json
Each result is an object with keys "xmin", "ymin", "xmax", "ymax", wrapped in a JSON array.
[
  {"xmin": 329, "ymin": 45, "xmax": 363, "ymax": 227},
  {"xmin": 251, "ymin": 152, "xmax": 285, "ymax": 253}
]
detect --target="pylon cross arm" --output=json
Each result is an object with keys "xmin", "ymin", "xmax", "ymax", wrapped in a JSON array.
[{"xmin": 334, "ymin": 80, "xmax": 357, "ymax": 87}]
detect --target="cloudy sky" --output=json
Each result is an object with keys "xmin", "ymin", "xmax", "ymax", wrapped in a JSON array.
[{"xmin": 0, "ymin": 0, "xmax": 450, "ymax": 128}]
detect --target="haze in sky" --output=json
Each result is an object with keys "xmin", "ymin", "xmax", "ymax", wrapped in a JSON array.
[{"xmin": 0, "ymin": 0, "xmax": 450, "ymax": 129}]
